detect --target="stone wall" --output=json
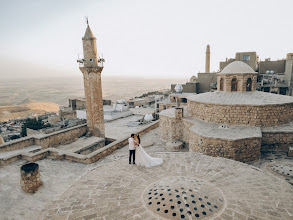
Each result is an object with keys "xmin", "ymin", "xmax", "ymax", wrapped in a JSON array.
[
  {"xmin": 0, "ymin": 124, "xmax": 88, "ymax": 153},
  {"xmin": 171, "ymin": 82, "xmax": 198, "ymax": 93},
  {"xmin": 35, "ymin": 124, "xmax": 88, "ymax": 148},
  {"xmin": 217, "ymin": 73, "xmax": 258, "ymax": 92},
  {"xmin": 1, "ymin": 121, "xmax": 159, "ymax": 166},
  {"xmin": 0, "ymin": 137, "xmax": 35, "ymax": 153},
  {"xmin": 188, "ymin": 101, "xmax": 293, "ymax": 127},
  {"xmin": 261, "ymin": 131, "xmax": 293, "ymax": 151},
  {"xmin": 159, "ymin": 109, "xmax": 183, "ymax": 141},
  {"xmin": 259, "ymin": 60, "xmax": 286, "ymax": 74},
  {"xmin": 197, "ymin": 72, "xmax": 217, "ymax": 93},
  {"xmin": 189, "ymin": 131, "xmax": 261, "ymax": 162}
]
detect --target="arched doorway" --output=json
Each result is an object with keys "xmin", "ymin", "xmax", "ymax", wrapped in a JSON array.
[
  {"xmin": 220, "ymin": 78, "xmax": 224, "ymax": 91},
  {"xmin": 231, "ymin": 78, "xmax": 237, "ymax": 92},
  {"xmin": 246, "ymin": 78, "xmax": 252, "ymax": 91}
]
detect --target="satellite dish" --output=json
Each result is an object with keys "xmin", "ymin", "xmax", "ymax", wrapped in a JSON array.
[
  {"xmin": 174, "ymin": 84, "xmax": 183, "ymax": 93},
  {"xmin": 144, "ymin": 114, "xmax": 153, "ymax": 122},
  {"xmin": 270, "ymin": 70, "xmax": 274, "ymax": 74}
]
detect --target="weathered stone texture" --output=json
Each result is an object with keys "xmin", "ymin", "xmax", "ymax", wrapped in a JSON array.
[
  {"xmin": 189, "ymin": 131, "xmax": 261, "ymax": 162},
  {"xmin": 20, "ymin": 163, "xmax": 42, "ymax": 193},
  {"xmin": 261, "ymin": 131, "xmax": 293, "ymax": 151},
  {"xmin": 188, "ymin": 101, "xmax": 293, "ymax": 127},
  {"xmin": 1, "ymin": 121, "xmax": 159, "ymax": 166},
  {"xmin": 159, "ymin": 108, "xmax": 184, "ymax": 142},
  {"xmin": 80, "ymin": 67, "xmax": 105, "ymax": 137},
  {"xmin": 217, "ymin": 73, "xmax": 258, "ymax": 92},
  {"xmin": 0, "ymin": 124, "xmax": 87, "ymax": 153}
]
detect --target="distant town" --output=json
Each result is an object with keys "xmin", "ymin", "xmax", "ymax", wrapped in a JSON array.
[{"xmin": 1, "ymin": 48, "xmax": 292, "ymax": 144}]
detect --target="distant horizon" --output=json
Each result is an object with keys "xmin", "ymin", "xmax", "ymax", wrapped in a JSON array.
[
  {"xmin": 1, "ymin": 0, "xmax": 292, "ymax": 80},
  {"xmin": 0, "ymin": 73, "xmax": 190, "ymax": 81}
]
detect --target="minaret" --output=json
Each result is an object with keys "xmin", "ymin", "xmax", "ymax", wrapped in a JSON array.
[
  {"xmin": 205, "ymin": 44, "xmax": 210, "ymax": 73},
  {"xmin": 79, "ymin": 23, "xmax": 105, "ymax": 137}
]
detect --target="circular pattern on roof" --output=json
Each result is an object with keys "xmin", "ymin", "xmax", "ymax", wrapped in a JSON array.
[
  {"xmin": 272, "ymin": 164, "xmax": 293, "ymax": 178},
  {"xmin": 220, "ymin": 61, "xmax": 256, "ymax": 74},
  {"xmin": 143, "ymin": 176, "xmax": 224, "ymax": 219}
]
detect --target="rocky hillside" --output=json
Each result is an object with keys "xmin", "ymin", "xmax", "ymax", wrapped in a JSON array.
[{"xmin": 0, "ymin": 99, "xmax": 59, "ymax": 122}]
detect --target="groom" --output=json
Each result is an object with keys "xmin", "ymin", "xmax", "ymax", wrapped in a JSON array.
[{"xmin": 128, "ymin": 133, "xmax": 135, "ymax": 164}]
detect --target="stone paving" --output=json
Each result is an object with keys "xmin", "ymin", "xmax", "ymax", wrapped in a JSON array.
[
  {"xmin": 250, "ymin": 151, "xmax": 293, "ymax": 186},
  {"xmin": 39, "ymin": 152, "xmax": 293, "ymax": 220},
  {"xmin": 0, "ymin": 145, "xmax": 41, "ymax": 159},
  {"xmin": 104, "ymin": 115, "xmax": 149, "ymax": 139},
  {"xmin": 56, "ymin": 137, "xmax": 104, "ymax": 153},
  {"xmin": 1, "ymin": 128, "xmax": 293, "ymax": 220}
]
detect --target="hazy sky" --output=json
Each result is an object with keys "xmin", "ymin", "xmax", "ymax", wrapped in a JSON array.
[{"xmin": 0, "ymin": 0, "xmax": 292, "ymax": 79}]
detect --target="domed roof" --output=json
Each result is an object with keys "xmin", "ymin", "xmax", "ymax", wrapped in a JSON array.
[
  {"xmin": 220, "ymin": 61, "xmax": 256, "ymax": 74},
  {"xmin": 189, "ymin": 75, "xmax": 198, "ymax": 83}
]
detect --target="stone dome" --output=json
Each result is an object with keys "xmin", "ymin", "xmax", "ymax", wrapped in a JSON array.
[
  {"xmin": 189, "ymin": 75, "xmax": 198, "ymax": 83},
  {"xmin": 220, "ymin": 61, "xmax": 256, "ymax": 74}
]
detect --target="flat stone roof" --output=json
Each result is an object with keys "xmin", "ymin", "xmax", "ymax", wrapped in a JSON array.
[
  {"xmin": 185, "ymin": 118, "xmax": 262, "ymax": 140},
  {"xmin": 170, "ymin": 93, "xmax": 197, "ymax": 98},
  {"xmin": 159, "ymin": 108, "xmax": 176, "ymax": 118},
  {"xmin": 261, "ymin": 121, "xmax": 293, "ymax": 133},
  {"xmin": 1, "ymin": 128, "xmax": 293, "ymax": 219},
  {"xmin": 39, "ymin": 152, "xmax": 293, "ymax": 219},
  {"xmin": 188, "ymin": 91, "xmax": 293, "ymax": 106},
  {"xmin": 159, "ymin": 107, "xmax": 190, "ymax": 118}
]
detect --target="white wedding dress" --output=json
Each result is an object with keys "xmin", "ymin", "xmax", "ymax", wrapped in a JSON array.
[{"xmin": 135, "ymin": 145, "xmax": 163, "ymax": 168}]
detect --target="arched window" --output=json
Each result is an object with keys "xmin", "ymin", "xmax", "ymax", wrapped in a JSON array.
[
  {"xmin": 246, "ymin": 78, "xmax": 252, "ymax": 91},
  {"xmin": 231, "ymin": 78, "xmax": 237, "ymax": 92},
  {"xmin": 220, "ymin": 78, "xmax": 224, "ymax": 91}
]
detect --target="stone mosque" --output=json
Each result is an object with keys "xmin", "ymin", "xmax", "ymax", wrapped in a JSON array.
[
  {"xmin": 1, "ymin": 23, "xmax": 293, "ymax": 220},
  {"xmin": 160, "ymin": 61, "xmax": 293, "ymax": 162}
]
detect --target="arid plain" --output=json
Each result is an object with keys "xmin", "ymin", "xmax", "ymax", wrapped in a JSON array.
[{"xmin": 0, "ymin": 76, "xmax": 185, "ymax": 122}]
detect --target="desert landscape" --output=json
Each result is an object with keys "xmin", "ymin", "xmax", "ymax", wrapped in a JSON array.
[{"xmin": 0, "ymin": 76, "xmax": 185, "ymax": 122}]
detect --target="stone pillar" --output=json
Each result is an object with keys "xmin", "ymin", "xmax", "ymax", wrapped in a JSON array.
[
  {"xmin": 205, "ymin": 45, "xmax": 210, "ymax": 73},
  {"xmin": 80, "ymin": 67, "xmax": 105, "ymax": 137},
  {"xmin": 80, "ymin": 24, "xmax": 105, "ymax": 137},
  {"xmin": 20, "ymin": 163, "xmax": 42, "ymax": 193},
  {"xmin": 175, "ymin": 107, "xmax": 183, "ymax": 119}
]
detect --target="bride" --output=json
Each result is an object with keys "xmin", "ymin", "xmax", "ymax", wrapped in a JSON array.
[{"xmin": 134, "ymin": 134, "xmax": 163, "ymax": 168}]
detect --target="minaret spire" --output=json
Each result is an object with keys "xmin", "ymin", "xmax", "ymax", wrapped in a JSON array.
[
  {"xmin": 79, "ymin": 21, "xmax": 105, "ymax": 137},
  {"xmin": 205, "ymin": 44, "xmax": 211, "ymax": 73}
]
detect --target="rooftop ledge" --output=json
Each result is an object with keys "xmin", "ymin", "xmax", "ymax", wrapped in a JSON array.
[{"xmin": 187, "ymin": 91, "xmax": 293, "ymax": 106}]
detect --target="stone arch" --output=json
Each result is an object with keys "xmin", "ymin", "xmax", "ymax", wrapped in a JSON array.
[
  {"xmin": 231, "ymin": 78, "xmax": 237, "ymax": 92},
  {"xmin": 246, "ymin": 78, "xmax": 252, "ymax": 91},
  {"xmin": 220, "ymin": 78, "xmax": 224, "ymax": 91}
]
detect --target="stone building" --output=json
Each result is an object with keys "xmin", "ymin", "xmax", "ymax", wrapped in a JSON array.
[
  {"xmin": 220, "ymin": 52, "xmax": 259, "ymax": 71},
  {"xmin": 220, "ymin": 51, "xmax": 293, "ymax": 95},
  {"xmin": 170, "ymin": 81, "xmax": 198, "ymax": 93},
  {"xmin": 160, "ymin": 61, "xmax": 293, "ymax": 162},
  {"xmin": 79, "ymin": 24, "xmax": 105, "ymax": 137}
]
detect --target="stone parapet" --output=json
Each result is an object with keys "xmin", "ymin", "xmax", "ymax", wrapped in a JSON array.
[
  {"xmin": 188, "ymin": 101, "xmax": 293, "ymax": 127},
  {"xmin": 159, "ymin": 110, "xmax": 183, "ymax": 142},
  {"xmin": 0, "ymin": 124, "xmax": 87, "ymax": 153},
  {"xmin": 0, "ymin": 121, "xmax": 159, "ymax": 166},
  {"xmin": 261, "ymin": 131, "xmax": 293, "ymax": 151},
  {"xmin": 189, "ymin": 131, "xmax": 261, "ymax": 162}
]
